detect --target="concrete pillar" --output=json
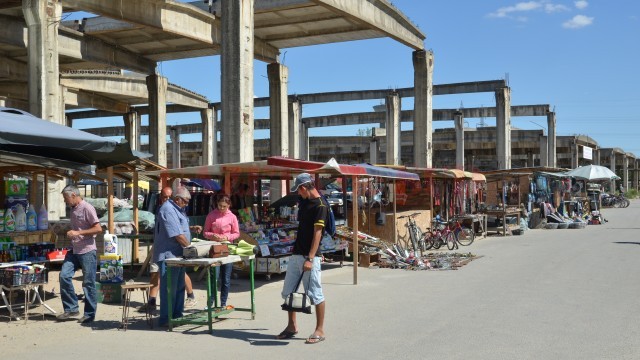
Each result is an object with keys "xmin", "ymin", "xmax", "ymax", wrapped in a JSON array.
[
  {"xmin": 65, "ymin": 115, "xmax": 72, "ymax": 128},
  {"xmin": 369, "ymin": 138, "xmax": 379, "ymax": 164},
  {"xmin": 146, "ymin": 74, "xmax": 168, "ymax": 167},
  {"xmin": 170, "ymin": 126, "xmax": 181, "ymax": 168},
  {"xmin": 539, "ymin": 135, "xmax": 548, "ymax": 167},
  {"xmin": 528, "ymin": 153, "xmax": 535, "ymax": 167},
  {"xmin": 268, "ymin": 63, "xmax": 289, "ymax": 157},
  {"xmin": 571, "ymin": 141, "xmax": 578, "ymax": 169},
  {"xmin": 610, "ymin": 152, "xmax": 616, "ymax": 189},
  {"xmin": 594, "ymin": 148, "xmax": 600, "ymax": 165},
  {"xmin": 300, "ymin": 120, "xmax": 309, "ymax": 161},
  {"xmin": 221, "ymin": 0, "xmax": 255, "ymax": 163},
  {"xmin": 495, "ymin": 87, "xmax": 511, "ymax": 169},
  {"xmin": 23, "ymin": 0, "xmax": 63, "ymax": 124},
  {"xmin": 454, "ymin": 110, "xmax": 464, "ymax": 170},
  {"xmin": 288, "ymin": 99, "xmax": 301, "ymax": 159},
  {"xmin": 123, "ymin": 110, "xmax": 140, "ymax": 151},
  {"xmin": 547, "ymin": 112, "xmax": 557, "ymax": 168},
  {"xmin": 0, "ymin": 98, "xmax": 4, "ymax": 107},
  {"xmin": 623, "ymin": 155, "xmax": 629, "ymax": 189},
  {"xmin": 200, "ymin": 107, "xmax": 216, "ymax": 165},
  {"xmin": 385, "ymin": 93, "xmax": 401, "ymax": 165},
  {"xmin": 412, "ymin": 50, "xmax": 433, "ymax": 168}
]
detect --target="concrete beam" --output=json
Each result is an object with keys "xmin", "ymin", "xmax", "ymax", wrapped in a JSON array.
[
  {"xmin": 58, "ymin": 27, "xmax": 157, "ymax": 74},
  {"xmin": 63, "ymin": 0, "xmax": 279, "ymax": 62},
  {"xmin": 0, "ymin": 14, "xmax": 28, "ymax": 48},
  {"xmin": 60, "ymin": 74, "xmax": 208, "ymax": 109},
  {"xmin": 0, "ymin": 56, "xmax": 28, "ymax": 80},
  {"xmin": 64, "ymin": 88, "xmax": 130, "ymax": 113},
  {"xmin": 310, "ymin": 0, "xmax": 425, "ymax": 50}
]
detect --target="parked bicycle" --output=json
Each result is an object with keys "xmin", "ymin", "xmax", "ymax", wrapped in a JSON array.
[
  {"xmin": 398, "ymin": 212, "xmax": 424, "ymax": 257},
  {"xmin": 423, "ymin": 216, "xmax": 475, "ymax": 251},
  {"xmin": 451, "ymin": 216, "xmax": 476, "ymax": 247}
]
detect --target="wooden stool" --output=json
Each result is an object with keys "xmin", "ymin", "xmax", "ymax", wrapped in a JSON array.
[{"xmin": 120, "ymin": 283, "xmax": 153, "ymax": 331}]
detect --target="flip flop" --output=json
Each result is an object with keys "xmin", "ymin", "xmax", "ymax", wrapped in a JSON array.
[
  {"xmin": 305, "ymin": 335, "xmax": 326, "ymax": 344},
  {"xmin": 276, "ymin": 329, "xmax": 298, "ymax": 340}
]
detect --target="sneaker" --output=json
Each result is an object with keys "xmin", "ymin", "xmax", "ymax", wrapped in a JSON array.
[
  {"xmin": 78, "ymin": 315, "xmax": 95, "ymax": 324},
  {"xmin": 184, "ymin": 297, "xmax": 198, "ymax": 308},
  {"xmin": 56, "ymin": 311, "xmax": 80, "ymax": 321}
]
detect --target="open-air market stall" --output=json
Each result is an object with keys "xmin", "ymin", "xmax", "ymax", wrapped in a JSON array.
[
  {"xmin": 564, "ymin": 165, "xmax": 621, "ymax": 223},
  {"xmin": 482, "ymin": 167, "xmax": 580, "ymax": 233}
]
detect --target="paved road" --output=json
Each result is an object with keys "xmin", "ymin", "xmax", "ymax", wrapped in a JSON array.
[{"xmin": 3, "ymin": 202, "xmax": 640, "ymax": 359}]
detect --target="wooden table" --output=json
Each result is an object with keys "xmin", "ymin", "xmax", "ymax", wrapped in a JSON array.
[
  {"xmin": 165, "ymin": 255, "xmax": 255, "ymax": 333},
  {"xmin": 481, "ymin": 209, "xmax": 521, "ymax": 236}
]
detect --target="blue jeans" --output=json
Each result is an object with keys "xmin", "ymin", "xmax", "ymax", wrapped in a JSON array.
[
  {"xmin": 158, "ymin": 260, "xmax": 186, "ymax": 326},
  {"xmin": 211, "ymin": 263, "xmax": 232, "ymax": 307},
  {"xmin": 59, "ymin": 250, "xmax": 98, "ymax": 318}
]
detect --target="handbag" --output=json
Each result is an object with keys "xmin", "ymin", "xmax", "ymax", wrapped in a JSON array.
[{"xmin": 281, "ymin": 272, "xmax": 313, "ymax": 314}]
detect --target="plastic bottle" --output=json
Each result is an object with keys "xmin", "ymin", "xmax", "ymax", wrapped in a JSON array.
[
  {"xmin": 5, "ymin": 208, "xmax": 15, "ymax": 232},
  {"xmin": 15, "ymin": 204, "xmax": 27, "ymax": 231},
  {"xmin": 0, "ymin": 209, "xmax": 4, "ymax": 232},
  {"xmin": 37, "ymin": 204, "xmax": 49, "ymax": 230},
  {"xmin": 103, "ymin": 230, "xmax": 118, "ymax": 255},
  {"xmin": 26, "ymin": 204, "xmax": 38, "ymax": 231}
]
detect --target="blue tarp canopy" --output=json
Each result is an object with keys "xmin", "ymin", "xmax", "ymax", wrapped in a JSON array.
[
  {"xmin": 354, "ymin": 163, "xmax": 420, "ymax": 181},
  {"xmin": 0, "ymin": 107, "xmax": 151, "ymax": 169},
  {"xmin": 181, "ymin": 178, "xmax": 221, "ymax": 191}
]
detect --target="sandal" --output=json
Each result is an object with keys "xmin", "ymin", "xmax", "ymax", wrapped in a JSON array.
[
  {"xmin": 276, "ymin": 329, "xmax": 298, "ymax": 340},
  {"xmin": 305, "ymin": 334, "xmax": 325, "ymax": 344}
]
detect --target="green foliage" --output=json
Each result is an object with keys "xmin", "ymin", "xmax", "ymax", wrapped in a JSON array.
[{"xmin": 625, "ymin": 188, "xmax": 638, "ymax": 199}]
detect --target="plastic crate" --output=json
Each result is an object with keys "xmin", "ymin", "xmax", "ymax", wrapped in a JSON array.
[{"xmin": 0, "ymin": 267, "xmax": 47, "ymax": 287}]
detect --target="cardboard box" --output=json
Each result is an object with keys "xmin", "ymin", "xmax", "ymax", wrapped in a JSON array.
[
  {"xmin": 358, "ymin": 253, "xmax": 380, "ymax": 268},
  {"xmin": 96, "ymin": 282, "xmax": 122, "ymax": 303},
  {"xmin": 267, "ymin": 258, "xmax": 280, "ymax": 273},
  {"xmin": 257, "ymin": 257, "xmax": 268, "ymax": 273},
  {"xmin": 279, "ymin": 256, "xmax": 290, "ymax": 272},
  {"xmin": 99, "ymin": 255, "xmax": 123, "ymax": 283}
]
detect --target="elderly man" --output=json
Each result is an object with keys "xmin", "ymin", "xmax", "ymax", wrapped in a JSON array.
[
  {"xmin": 154, "ymin": 187, "xmax": 193, "ymax": 327},
  {"xmin": 57, "ymin": 185, "xmax": 102, "ymax": 324}
]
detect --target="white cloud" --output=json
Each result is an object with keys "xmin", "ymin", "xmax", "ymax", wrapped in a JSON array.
[
  {"xmin": 575, "ymin": 1, "xmax": 589, "ymax": 10},
  {"xmin": 562, "ymin": 14, "xmax": 594, "ymax": 28},
  {"xmin": 545, "ymin": 4, "xmax": 570, "ymax": 13},
  {"xmin": 488, "ymin": 1, "xmax": 542, "ymax": 18}
]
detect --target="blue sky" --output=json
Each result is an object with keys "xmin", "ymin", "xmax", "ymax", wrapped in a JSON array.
[{"xmin": 71, "ymin": 1, "xmax": 640, "ymax": 155}]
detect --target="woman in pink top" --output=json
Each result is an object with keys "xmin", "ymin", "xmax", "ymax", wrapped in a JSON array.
[{"xmin": 203, "ymin": 193, "xmax": 239, "ymax": 308}]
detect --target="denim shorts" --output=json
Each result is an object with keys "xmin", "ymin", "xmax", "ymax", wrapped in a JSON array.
[{"xmin": 281, "ymin": 255, "xmax": 324, "ymax": 305}]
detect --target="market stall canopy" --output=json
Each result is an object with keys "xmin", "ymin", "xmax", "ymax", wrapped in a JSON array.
[
  {"xmin": 181, "ymin": 178, "xmax": 221, "ymax": 191},
  {"xmin": 267, "ymin": 157, "xmax": 419, "ymax": 181},
  {"xmin": 471, "ymin": 173, "xmax": 486, "ymax": 182},
  {"xmin": 377, "ymin": 165, "xmax": 468, "ymax": 180},
  {"xmin": 564, "ymin": 165, "xmax": 620, "ymax": 181},
  {"xmin": 353, "ymin": 163, "xmax": 420, "ymax": 181},
  {"xmin": 0, "ymin": 107, "xmax": 151, "ymax": 169},
  {"xmin": 143, "ymin": 160, "xmax": 298, "ymax": 179}
]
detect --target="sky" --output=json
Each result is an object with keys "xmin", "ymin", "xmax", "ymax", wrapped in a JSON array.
[{"xmin": 70, "ymin": 1, "xmax": 640, "ymax": 155}]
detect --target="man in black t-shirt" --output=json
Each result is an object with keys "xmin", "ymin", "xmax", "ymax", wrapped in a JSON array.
[{"xmin": 276, "ymin": 173, "xmax": 327, "ymax": 344}]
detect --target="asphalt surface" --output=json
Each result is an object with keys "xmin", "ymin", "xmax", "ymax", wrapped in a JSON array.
[{"xmin": 2, "ymin": 202, "xmax": 639, "ymax": 359}]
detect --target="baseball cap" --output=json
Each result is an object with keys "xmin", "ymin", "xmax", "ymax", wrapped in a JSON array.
[{"xmin": 290, "ymin": 173, "xmax": 313, "ymax": 192}]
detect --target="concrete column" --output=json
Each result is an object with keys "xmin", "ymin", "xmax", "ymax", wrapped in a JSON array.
[
  {"xmin": 495, "ymin": 87, "xmax": 511, "ymax": 169},
  {"xmin": 610, "ymin": 152, "xmax": 616, "ymax": 189},
  {"xmin": 146, "ymin": 74, "xmax": 168, "ymax": 167},
  {"xmin": 123, "ymin": 110, "xmax": 140, "ymax": 151},
  {"xmin": 369, "ymin": 138, "xmax": 379, "ymax": 164},
  {"xmin": 23, "ymin": 0, "xmax": 63, "ymax": 124},
  {"xmin": 170, "ymin": 127, "xmax": 181, "ymax": 168},
  {"xmin": 300, "ymin": 120, "xmax": 309, "ymax": 161},
  {"xmin": 547, "ymin": 112, "xmax": 557, "ymax": 168},
  {"xmin": 200, "ymin": 107, "xmax": 216, "ymax": 165},
  {"xmin": 528, "ymin": 153, "xmax": 535, "ymax": 167},
  {"xmin": 623, "ymin": 155, "xmax": 629, "ymax": 189},
  {"xmin": 412, "ymin": 50, "xmax": 433, "ymax": 168},
  {"xmin": 385, "ymin": 93, "xmax": 401, "ymax": 165},
  {"xmin": 267, "ymin": 63, "xmax": 289, "ymax": 157},
  {"xmin": 539, "ymin": 135, "xmax": 548, "ymax": 167},
  {"xmin": 0, "ymin": 98, "xmax": 4, "ymax": 107},
  {"xmin": 454, "ymin": 110, "xmax": 464, "ymax": 170},
  {"xmin": 288, "ymin": 99, "xmax": 301, "ymax": 159},
  {"xmin": 221, "ymin": 0, "xmax": 255, "ymax": 163},
  {"xmin": 65, "ymin": 115, "xmax": 72, "ymax": 128},
  {"xmin": 571, "ymin": 141, "xmax": 578, "ymax": 169},
  {"xmin": 594, "ymin": 148, "xmax": 600, "ymax": 165}
]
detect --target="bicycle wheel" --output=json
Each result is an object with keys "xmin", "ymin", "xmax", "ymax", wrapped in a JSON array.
[
  {"xmin": 446, "ymin": 232, "xmax": 457, "ymax": 250},
  {"xmin": 410, "ymin": 227, "xmax": 421, "ymax": 256},
  {"xmin": 422, "ymin": 232, "xmax": 434, "ymax": 251},
  {"xmin": 433, "ymin": 234, "xmax": 442, "ymax": 249},
  {"xmin": 456, "ymin": 227, "xmax": 475, "ymax": 246},
  {"xmin": 624, "ymin": 199, "xmax": 630, "ymax": 208}
]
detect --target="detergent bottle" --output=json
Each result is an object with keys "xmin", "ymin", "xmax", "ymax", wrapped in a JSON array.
[
  {"xmin": 5, "ymin": 208, "xmax": 15, "ymax": 232},
  {"xmin": 26, "ymin": 204, "xmax": 38, "ymax": 231},
  {"xmin": 37, "ymin": 204, "xmax": 49, "ymax": 230},
  {"xmin": 103, "ymin": 231, "xmax": 118, "ymax": 255},
  {"xmin": 15, "ymin": 204, "xmax": 27, "ymax": 231}
]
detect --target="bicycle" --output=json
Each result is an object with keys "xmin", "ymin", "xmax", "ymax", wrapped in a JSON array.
[
  {"xmin": 398, "ymin": 212, "xmax": 424, "ymax": 257},
  {"xmin": 451, "ymin": 216, "xmax": 475, "ymax": 246}
]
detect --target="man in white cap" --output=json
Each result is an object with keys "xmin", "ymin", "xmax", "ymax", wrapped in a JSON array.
[{"xmin": 276, "ymin": 173, "xmax": 327, "ymax": 344}]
